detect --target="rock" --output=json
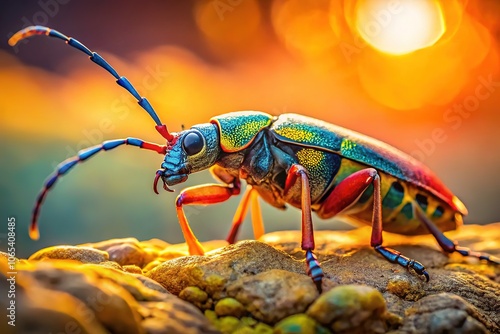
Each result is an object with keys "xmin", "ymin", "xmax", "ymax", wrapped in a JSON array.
[
  {"xmin": 215, "ymin": 298, "xmax": 246, "ymax": 318},
  {"xmin": 81, "ymin": 237, "xmax": 142, "ymax": 251},
  {"xmin": 19, "ymin": 261, "xmax": 144, "ymax": 334},
  {"xmin": 146, "ymin": 241, "xmax": 304, "ymax": 297},
  {"xmin": 29, "ymin": 245, "xmax": 109, "ymax": 263},
  {"xmin": 124, "ymin": 264, "xmax": 143, "ymax": 274},
  {"xmin": 15, "ymin": 284, "xmax": 109, "ymax": 333},
  {"xmin": 80, "ymin": 263, "xmax": 169, "ymax": 301},
  {"xmin": 0, "ymin": 258, "xmax": 108, "ymax": 334},
  {"xmin": 139, "ymin": 299, "xmax": 219, "ymax": 334},
  {"xmin": 179, "ymin": 286, "xmax": 210, "ymax": 309},
  {"xmin": 3, "ymin": 256, "xmax": 216, "ymax": 334},
  {"xmin": 132, "ymin": 273, "xmax": 171, "ymax": 295},
  {"xmin": 82, "ymin": 237, "xmax": 159, "ymax": 268},
  {"xmin": 4, "ymin": 223, "xmax": 499, "ymax": 333},
  {"xmin": 386, "ymin": 275, "xmax": 425, "ymax": 301},
  {"xmin": 262, "ymin": 224, "xmax": 500, "ymax": 333},
  {"xmin": 142, "ymin": 238, "xmax": 171, "ymax": 250},
  {"xmin": 226, "ymin": 269, "xmax": 318, "ymax": 324},
  {"xmin": 107, "ymin": 243, "xmax": 147, "ymax": 267},
  {"xmin": 274, "ymin": 314, "xmax": 330, "ymax": 334},
  {"xmin": 205, "ymin": 310, "xmax": 274, "ymax": 334},
  {"xmin": 396, "ymin": 293, "xmax": 491, "ymax": 334},
  {"xmin": 307, "ymin": 284, "xmax": 392, "ymax": 334}
]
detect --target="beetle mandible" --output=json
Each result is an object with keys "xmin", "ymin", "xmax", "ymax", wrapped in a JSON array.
[{"xmin": 10, "ymin": 26, "xmax": 499, "ymax": 290}]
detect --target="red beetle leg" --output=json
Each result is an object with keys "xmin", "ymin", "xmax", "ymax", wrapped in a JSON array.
[
  {"xmin": 415, "ymin": 207, "xmax": 500, "ymax": 265},
  {"xmin": 176, "ymin": 183, "xmax": 240, "ymax": 255},
  {"xmin": 318, "ymin": 168, "xmax": 429, "ymax": 281},
  {"xmin": 226, "ymin": 186, "xmax": 264, "ymax": 244},
  {"xmin": 284, "ymin": 164, "xmax": 324, "ymax": 289},
  {"xmin": 284, "ymin": 164, "xmax": 315, "ymax": 251}
]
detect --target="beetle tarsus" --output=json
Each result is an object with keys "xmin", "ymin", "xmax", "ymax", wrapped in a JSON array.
[
  {"xmin": 455, "ymin": 246, "xmax": 500, "ymax": 265},
  {"xmin": 375, "ymin": 245, "xmax": 429, "ymax": 281},
  {"xmin": 305, "ymin": 249, "xmax": 324, "ymax": 292}
]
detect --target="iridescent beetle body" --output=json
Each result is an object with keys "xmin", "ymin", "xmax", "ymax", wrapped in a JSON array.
[
  {"xmin": 10, "ymin": 26, "xmax": 498, "ymax": 291},
  {"xmin": 208, "ymin": 111, "xmax": 464, "ymax": 236}
]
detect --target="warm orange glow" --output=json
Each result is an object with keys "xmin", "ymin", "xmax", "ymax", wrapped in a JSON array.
[
  {"xmin": 194, "ymin": 0, "xmax": 263, "ymax": 58},
  {"xmin": 356, "ymin": 12, "xmax": 495, "ymax": 110},
  {"xmin": 272, "ymin": 0, "xmax": 341, "ymax": 61},
  {"xmin": 354, "ymin": 0, "xmax": 446, "ymax": 55}
]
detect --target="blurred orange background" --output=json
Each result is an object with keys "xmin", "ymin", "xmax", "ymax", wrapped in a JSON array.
[{"xmin": 0, "ymin": 0, "xmax": 499, "ymax": 257}]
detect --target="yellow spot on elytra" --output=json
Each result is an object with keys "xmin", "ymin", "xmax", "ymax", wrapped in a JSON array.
[
  {"xmin": 341, "ymin": 138, "xmax": 357, "ymax": 152},
  {"xmin": 296, "ymin": 148, "xmax": 324, "ymax": 168},
  {"xmin": 275, "ymin": 127, "xmax": 314, "ymax": 142}
]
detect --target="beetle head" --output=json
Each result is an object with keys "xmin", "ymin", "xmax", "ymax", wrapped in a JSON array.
[{"xmin": 154, "ymin": 123, "xmax": 221, "ymax": 192}]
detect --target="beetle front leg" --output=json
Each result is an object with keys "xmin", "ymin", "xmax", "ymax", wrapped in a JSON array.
[
  {"xmin": 176, "ymin": 182, "xmax": 241, "ymax": 255},
  {"xmin": 415, "ymin": 207, "xmax": 500, "ymax": 265},
  {"xmin": 284, "ymin": 164, "xmax": 324, "ymax": 290}
]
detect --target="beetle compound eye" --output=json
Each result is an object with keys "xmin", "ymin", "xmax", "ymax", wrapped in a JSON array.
[{"xmin": 183, "ymin": 132, "xmax": 204, "ymax": 156}]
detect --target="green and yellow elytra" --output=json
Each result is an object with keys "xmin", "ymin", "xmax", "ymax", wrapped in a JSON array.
[{"xmin": 9, "ymin": 26, "xmax": 499, "ymax": 292}]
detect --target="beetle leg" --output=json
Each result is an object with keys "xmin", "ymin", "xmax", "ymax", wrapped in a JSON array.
[
  {"xmin": 226, "ymin": 186, "xmax": 265, "ymax": 244},
  {"xmin": 367, "ymin": 172, "xmax": 429, "ymax": 281},
  {"xmin": 370, "ymin": 175, "xmax": 430, "ymax": 281},
  {"xmin": 415, "ymin": 207, "xmax": 500, "ymax": 265},
  {"xmin": 284, "ymin": 164, "xmax": 324, "ymax": 290},
  {"xmin": 250, "ymin": 190, "xmax": 265, "ymax": 240},
  {"xmin": 318, "ymin": 168, "xmax": 429, "ymax": 281},
  {"xmin": 176, "ymin": 182, "xmax": 241, "ymax": 255}
]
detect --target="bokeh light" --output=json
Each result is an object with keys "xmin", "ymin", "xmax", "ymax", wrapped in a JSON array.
[
  {"xmin": 354, "ymin": 0, "xmax": 446, "ymax": 55},
  {"xmin": 272, "ymin": 0, "xmax": 341, "ymax": 63}
]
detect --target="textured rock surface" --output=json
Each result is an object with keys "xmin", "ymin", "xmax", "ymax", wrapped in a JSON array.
[{"xmin": 2, "ymin": 223, "xmax": 499, "ymax": 333}]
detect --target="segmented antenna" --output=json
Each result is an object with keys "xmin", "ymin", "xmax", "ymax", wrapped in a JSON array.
[{"xmin": 8, "ymin": 25, "xmax": 174, "ymax": 141}]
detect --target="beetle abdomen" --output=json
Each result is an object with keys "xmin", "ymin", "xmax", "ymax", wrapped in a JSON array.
[{"xmin": 317, "ymin": 158, "xmax": 460, "ymax": 235}]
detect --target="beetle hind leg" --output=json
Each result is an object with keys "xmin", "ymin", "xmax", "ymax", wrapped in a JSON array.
[
  {"xmin": 226, "ymin": 186, "xmax": 264, "ymax": 244},
  {"xmin": 369, "ymin": 174, "xmax": 429, "ymax": 280},
  {"xmin": 415, "ymin": 208, "xmax": 500, "ymax": 265},
  {"xmin": 319, "ymin": 168, "xmax": 429, "ymax": 281}
]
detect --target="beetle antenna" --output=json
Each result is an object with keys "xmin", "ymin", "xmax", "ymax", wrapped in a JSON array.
[{"xmin": 8, "ymin": 25, "xmax": 174, "ymax": 141}]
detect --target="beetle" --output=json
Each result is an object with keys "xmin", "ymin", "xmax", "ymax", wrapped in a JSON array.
[{"xmin": 10, "ymin": 26, "xmax": 499, "ymax": 290}]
